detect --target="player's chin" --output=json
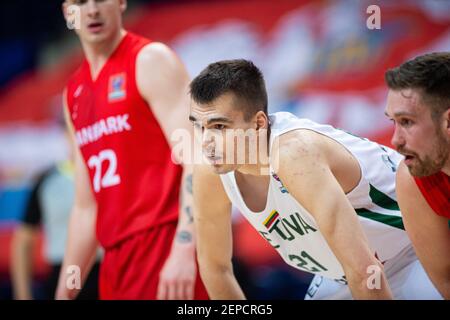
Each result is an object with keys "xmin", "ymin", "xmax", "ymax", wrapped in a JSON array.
[
  {"xmin": 82, "ymin": 29, "xmax": 109, "ymax": 43},
  {"xmin": 405, "ymin": 162, "xmax": 418, "ymax": 175},
  {"xmin": 210, "ymin": 163, "xmax": 234, "ymax": 175}
]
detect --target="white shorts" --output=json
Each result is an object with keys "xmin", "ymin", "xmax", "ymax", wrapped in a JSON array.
[{"xmin": 305, "ymin": 245, "xmax": 443, "ymax": 300}]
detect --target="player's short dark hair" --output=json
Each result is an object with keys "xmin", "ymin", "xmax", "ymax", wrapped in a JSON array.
[
  {"xmin": 385, "ymin": 52, "xmax": 450, "ymax": 121},
  {"xmin": 190, "ymin": 59, "xmax": 268, "ymax": 121}
]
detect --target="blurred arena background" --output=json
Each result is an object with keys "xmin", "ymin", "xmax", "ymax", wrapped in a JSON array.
[{"xmin": 0, "ymin": 0, "xmax": 449, "ymax": 299}]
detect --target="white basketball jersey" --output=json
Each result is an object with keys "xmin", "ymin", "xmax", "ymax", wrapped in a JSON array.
[{"xmin": 220, "ymin": 112, "xmax": 411, "ymax": 283}]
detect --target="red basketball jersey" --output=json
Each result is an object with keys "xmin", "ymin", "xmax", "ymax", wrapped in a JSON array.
[
  {"xmin": 414, "ymin": 171, "xmax": 450, "ymax": 219},
  {"xmin": 66, "ymin": 32, "xmax": 182, "ymax": 248}
]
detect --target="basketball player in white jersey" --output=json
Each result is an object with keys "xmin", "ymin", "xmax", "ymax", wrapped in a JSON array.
[{"xmin": 189, "ymin": 59, "xmax": 442, "ymax": 299}]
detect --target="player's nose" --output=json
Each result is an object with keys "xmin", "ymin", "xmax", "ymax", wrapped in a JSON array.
[
  {"xmin": 86, "ymin": 0, "xmax": 100, "ymax": 18},
  {"xmin": 391, "ymin": 126, "xmax": 405, "ymax": 150}
]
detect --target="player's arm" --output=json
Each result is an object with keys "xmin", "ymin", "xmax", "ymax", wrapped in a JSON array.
[
  {"xmin": 396, "ymin": 161, "xmax": 450, "ymax": 299},
  {"xmin": 194, "ymin": 164, "xmax": 245, "ymax": 299},
  {"xmin": 136, "ymin": 43, "xmax": 198, "ymax": 299},
  {"xmin": 274, "ymin": 131, "xmax": 393, "ymax": 299},
  {"xmin": 55, "ymin": 90, "xmax": 99, "ymax": 300},
  {"xmin": 11, "ymin": 174, "xmax": 44, "ymax": 300}
]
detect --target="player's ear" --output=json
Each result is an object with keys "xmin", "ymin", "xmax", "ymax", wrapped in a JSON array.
[
  {"xmin": 254, "ymin": 111, "xmax": 269, "ymax": 130},
  {"xmin": 62, "ymin": 1, "xmax": 69, "ymax": 23},
  {"xmin": 119, "ymin": 0, "xmax": 127, "ymax": 13},
  {"xmin": 443, "ymin": 108, "xmax": 450, "ymax": 136}
]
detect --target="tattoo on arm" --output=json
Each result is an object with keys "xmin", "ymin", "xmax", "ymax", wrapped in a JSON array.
[
  {"xmin": 176, "ymin": 230, "xmax": 192, "ymax": 243},
  {"xmin": 186, "ymin": 174, "xmax": 192, "ymax": 194},
  {"xmin": 184, "ymin": 206, "xmax": 194, "ymax": 224},
  {"xmin": 180, "ymin": 174, "xmax": 193, "ymax": 224}
]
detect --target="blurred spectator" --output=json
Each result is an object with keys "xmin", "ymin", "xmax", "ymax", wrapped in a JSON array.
[
  {"xmin": 1, "ymin": 0, "xmax": 449, "ymax": 300},
  {"xmin": 10, "ymin": 158, "xmax": 100, "ymax": 300}
]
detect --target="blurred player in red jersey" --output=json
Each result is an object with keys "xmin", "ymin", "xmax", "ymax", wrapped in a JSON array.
[
  {"xmin": 385, "ymin": 52, "xmax": 450, "ymax": 299},
  {"xmin": 55, "ymin": 0, "xmax": 208, "ymax": 299}
]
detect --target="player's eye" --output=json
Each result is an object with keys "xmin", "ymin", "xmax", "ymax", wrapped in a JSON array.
[
  {"xmin": 193, "ymin": 122, "xmax": 203, "ymax": 130},
  {"xmin": 399, "ymin": 119, "xmax": 413, "ymax": 127},
  {"xmin": 213, "ymin": 124, "xmax": 226, "ymax": 130}
]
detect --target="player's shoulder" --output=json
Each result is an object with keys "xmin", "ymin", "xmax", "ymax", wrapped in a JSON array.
[
  {"xmin": 271, "ymin": 129, "xmax": 327, "ymax": 167},
  {"xmin": 135, "ymin": 41, "xmax": 185, "ymax": 93},
  {"xmin": 395, "ymin": 160, "xmax": 444, "ymax": 222},
  {"xmin": 396, "ymin": 160, "xmax": 424, "ymax": 201},
  {"xmin": 136, "ymin": 42, "xmax": 177, "ymax": 69},
  {"xmin": 64, "ymin": 69, "xmax": 83, "ymax": 110}
]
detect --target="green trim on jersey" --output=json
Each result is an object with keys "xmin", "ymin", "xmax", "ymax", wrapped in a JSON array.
[
  {"xmin": 355, "ymin": 208, "xmax": 405, "ymax": 230},
  {"xmin": 369, "ymin": 184, "xmax": 400, "ymax": 211}
]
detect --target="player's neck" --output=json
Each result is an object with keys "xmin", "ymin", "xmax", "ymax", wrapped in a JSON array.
[
  {"xmin": 82, "ymin": 29, "xmax": 127, "ymax": 81},
  {"xmin": 237, "ymin": 161, "xmax": 270, "ymax": 177},
  {"xmin": 236, "ymin": 131, "xmax": 271, "ymax": 176},
  {"xmin": 237, "ymin": 155, "xmax": 270, "ymax": 176}
]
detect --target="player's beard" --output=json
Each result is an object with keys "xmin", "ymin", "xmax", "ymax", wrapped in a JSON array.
[{"xmin": 401, "ymin": 129, "xmax": 450, "ymax": 177}]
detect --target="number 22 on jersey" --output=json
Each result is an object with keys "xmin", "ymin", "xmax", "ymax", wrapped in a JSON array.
[{"xmin": 87, "ymin": 149, "xmax": 121, "ymax": 192}]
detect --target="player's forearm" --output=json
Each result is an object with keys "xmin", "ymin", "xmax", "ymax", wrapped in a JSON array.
[
  {"xmin": 315, "ymin": 203, "xmax": 394, "ymax": 299},
  {"xmin": 173, "ymin": 167, "xmax": 196, "ymax": 252},
  {"xmin": 56, "ymin": 206, "xmax": 98, "ymax": 299},
  {"xmin": 348, "ymin": 279, "xmax": 393, "ymax": 300},
  {"xmin": 436, "ymin": 282, "xmax": 449, "ymax": 300},
  {"xmin": 429, "ymin": 272, "xmax": 450, "ymax": 299},
  {"xmin": 199, "ymin": 264, "xmax": 246, "ymax": 300},
  {"xmin": 438, "ymin": 282, "xmax": 450, "ymax": 300},
  {"xmin": 346, "ymin": 262, "xmax": 393, "ymax": 299}
]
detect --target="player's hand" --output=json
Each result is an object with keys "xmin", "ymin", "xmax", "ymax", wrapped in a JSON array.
[
  {"xmin": 157, "ymin": 241, "xmax": 197, "ymax": 300},
  {"xmin": 54, "ymin": 281, "xmax": 76, "ymax": 300}
]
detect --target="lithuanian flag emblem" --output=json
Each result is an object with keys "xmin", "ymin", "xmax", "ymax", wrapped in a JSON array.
[{"xmin": 264, "ymin": 210, "xmax": 280, "ymax": 228}]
